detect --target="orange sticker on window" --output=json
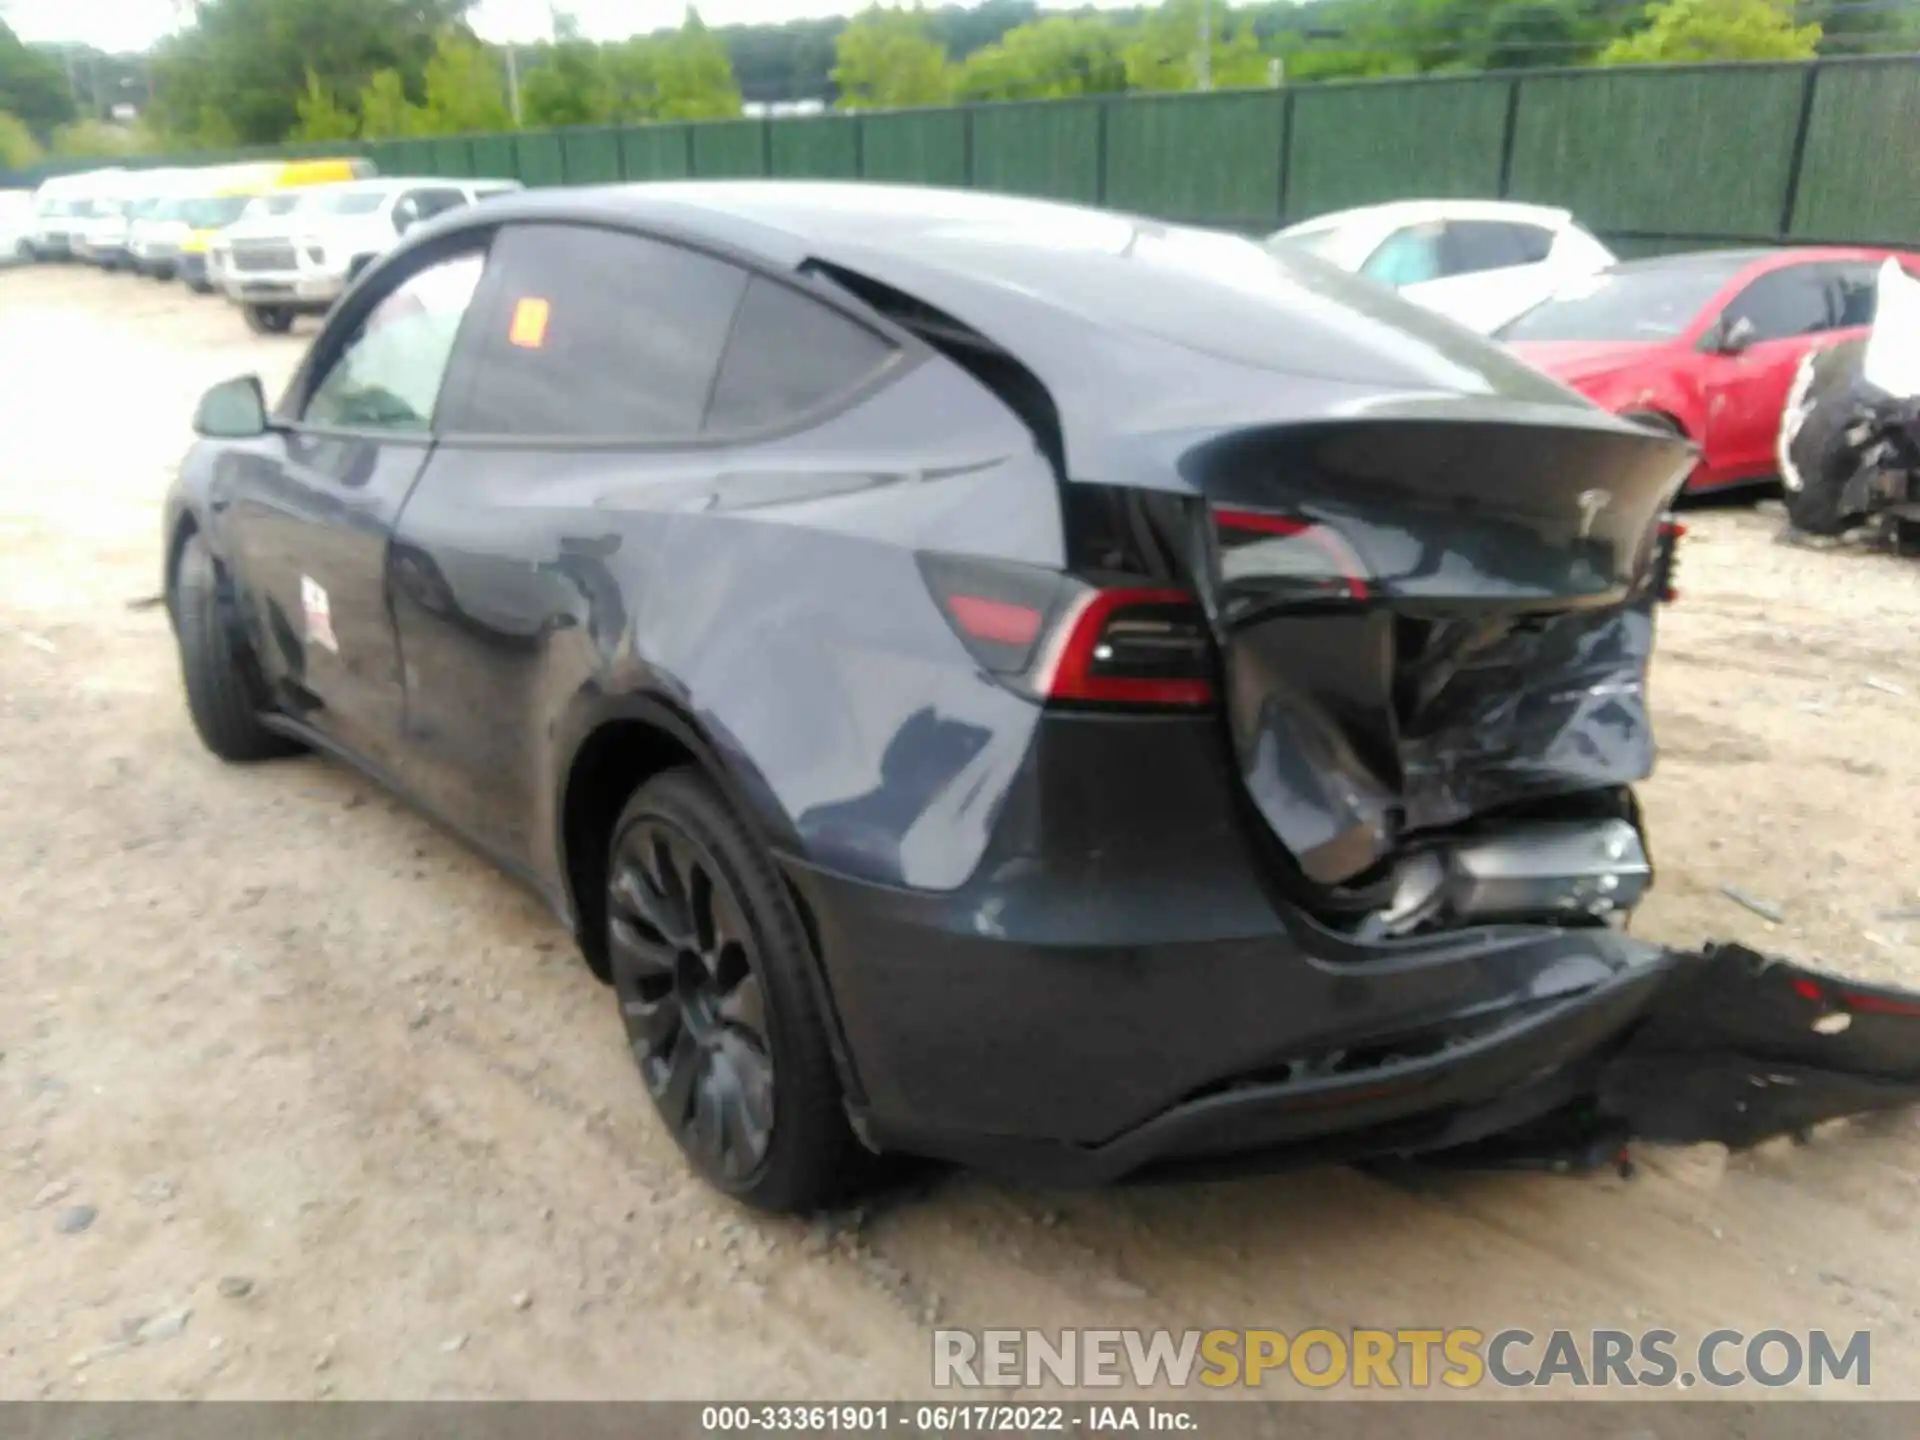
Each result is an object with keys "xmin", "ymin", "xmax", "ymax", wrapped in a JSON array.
[{"xmin": 509, "ymin": 297, "xmax": 551, "ymax": 349}]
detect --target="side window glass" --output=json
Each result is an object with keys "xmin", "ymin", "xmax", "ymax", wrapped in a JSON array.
[
  {"xmin": 303, "ymin": 251, "xmax": 486, "ymax": 433},
  {"xmin": 446, "ymin": 224, "xmax": 748, "ymax": 439},
  {"xmin": 1361, "ymin": 225, "xmax": 1443, "ymax": 287},
  {"xmin": 392, "ymin": 194, "xmax": 421, "ymax": 235},
  {"xmin": 1438, "ymin": 221, "xmax": 1526, "ymax": 277},
  {"xmin": 1835, "ymin": 265, "xmax": 1879, "ymax": 328},
  {"xmin": 1724, "ymin": 267, "xmax": 1840, "ymax": 342},
  {"xmin": 417, "ymin": 188, "xmax": 467, "ymax": 219},
  {"xmin": 704, "ymin": 278, "xmax": 897, "ymax": 433},
  {"xmin": 1509, "ymin": 224, "xmax": 1555, "ymax": 265}
]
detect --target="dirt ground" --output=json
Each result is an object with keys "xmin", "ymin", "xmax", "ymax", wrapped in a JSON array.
[{"xmin": 2, "ymin": 265, "xmax": 1919, "ymax": 1405}]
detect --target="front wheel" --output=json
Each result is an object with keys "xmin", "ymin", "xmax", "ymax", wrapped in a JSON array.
[
  {"xmin": 243, "ymin": 304, "xmax": 294, "ymax": 336},
  {"xmin": 172, "ymin": 534, "xmax": 302, "ymax": 763},
  {"xmin": 605, "ymin": 768, "xmax": 869, "ymax": 1213}
]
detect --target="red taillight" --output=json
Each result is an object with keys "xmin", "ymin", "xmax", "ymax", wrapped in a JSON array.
[
  {"xmin": 1039, "ymin": 588, "xmax": 1216, "ymax": 707},
  {"xmin": 1213, "ymin": 506, "xmax": 1372, "ymax": 602},
  {"xmin": 945, "ymin": 594, "xmax": 1044, "ymax": 648},
  {"xmin": 919, "ymin": 554, "xmax": 1216, "ymax": 710}
]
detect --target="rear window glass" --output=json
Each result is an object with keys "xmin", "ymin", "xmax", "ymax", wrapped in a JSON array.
[
  {"xmin": 447, "ymin": 223, "xmax": 748, "ymax": 439},
  {"xmin": 704, "ymin": 277, "xmax": 896, "ymax": 432},
  {"xmin": 1499, "ymin": 265, "xmax": 1743, "ymax": 342}
]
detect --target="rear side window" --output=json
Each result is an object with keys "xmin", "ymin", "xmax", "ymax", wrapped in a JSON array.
[
  {"xmin": 1440, "ymin": 221, "xmax": 1541, "ymax": 276},
  {"xmin": 1834, "ymin": 264, "xmax": 1880, "ymax": 328},
  {"xmin": 704, "ymin": 277, "xmax": 896, "ymax": 433},
  {"xmin": 446, "ymin": 223, "xmax": 747, "ymax": 439}
]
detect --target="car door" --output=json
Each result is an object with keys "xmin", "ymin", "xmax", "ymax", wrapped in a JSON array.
[
  {"xmin": 219, "ymin": 242, "xmax": 490, "ymax": 770},
  {"xmin": 383, "ymin": 222, "xmax": 754, "ymax": 865},
  {"xmin": 384, "ymin": 222, "xmax": 906, "ymax": 871},
  {"xmin": 1700, "ymin": 262, "xmax": 1855, "ymax": 483}
]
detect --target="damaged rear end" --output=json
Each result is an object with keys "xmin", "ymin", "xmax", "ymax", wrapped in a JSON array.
[
  {"xmin": 1170, "ymin": 406, "xmax": 1920, "ymax": 1162},
  {"xmin": 802, "ymin": 214, "xmax": 1920, "ymax": 1177}
]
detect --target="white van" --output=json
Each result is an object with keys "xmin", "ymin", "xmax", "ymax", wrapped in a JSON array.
[
  {"xmin": 0, "ymin": 190, "xmax": 34, "ymax": 265},
  {"xmin": 91, "ymin": 169, "xmax": 202, "ymax": 272},
  {"xmin": 31, "ymin": 169, "xmax": 125, "ymax": 262}
]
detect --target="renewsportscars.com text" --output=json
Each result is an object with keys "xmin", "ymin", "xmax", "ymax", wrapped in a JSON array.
[{"xmin": 932, "ymin": 1327, "xmax": 1872, "ymax": 1390}]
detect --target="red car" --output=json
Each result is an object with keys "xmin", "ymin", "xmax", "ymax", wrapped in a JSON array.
[{"xmin": 1502, "ymin": 247, "xmax": 1918, "ymax": 492}]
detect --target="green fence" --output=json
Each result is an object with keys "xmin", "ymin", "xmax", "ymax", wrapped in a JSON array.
[{"xmin": 12, "ymin": 56, "xmax": 1920, "ymax": 249}]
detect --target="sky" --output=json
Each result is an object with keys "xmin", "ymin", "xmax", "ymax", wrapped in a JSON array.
[{"xmin": 2, "ymin": 0, "xmax": 1074, "ymax": 51}]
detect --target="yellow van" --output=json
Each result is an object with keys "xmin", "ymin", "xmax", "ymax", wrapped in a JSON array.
[{"xmin": 174, "ymin": 158, "xmax": 373, "ymax": 293}]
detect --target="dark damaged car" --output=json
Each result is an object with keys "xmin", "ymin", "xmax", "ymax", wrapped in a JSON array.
[
  {"xmin": 1779, "ymin": 257, "xmax": 1920, "ymax": 549},
  {"xmin": 163, "ymin": 184, "xmax": 1920, "ymax": 1212}
]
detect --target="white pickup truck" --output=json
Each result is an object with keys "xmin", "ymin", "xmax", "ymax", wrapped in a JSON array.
[{"xmin": 218, "ymin": 175, "xmax": 521, "ymax": 332}]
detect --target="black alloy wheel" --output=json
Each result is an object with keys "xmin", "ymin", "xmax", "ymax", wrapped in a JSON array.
[
  {"xmin": 603, "ymin": 768, "xmax": 870, "ymax": 1212},
  {"xmin": 609, "ymin": 804, "xmax": 778, "ymax": 1186}
]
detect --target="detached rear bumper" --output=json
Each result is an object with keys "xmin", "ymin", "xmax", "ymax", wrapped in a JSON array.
[{"xmin": 790, "ymin": 854, "xmax": 1920, "ymax": 1184}]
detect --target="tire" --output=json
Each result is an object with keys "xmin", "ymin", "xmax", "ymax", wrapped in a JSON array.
[
  {"xmin": 605, "ymin": 767, "xmax": 868, "ymax": 1213},
  {"xmin": 243, "ymin": 304, "xmax": 294, "ymax": 336},
  {"xmin": 172, "ymin": 534, "xmax": 302, "ymax": 763},
  {"xmin": 1781, "ymin": 390, "xmax": 1871, "ymax": 538}
]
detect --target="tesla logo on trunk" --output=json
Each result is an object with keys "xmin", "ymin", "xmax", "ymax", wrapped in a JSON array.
[{"xmin": 1575, "ymin": 488, "xmax": 1611, "ymax": 538}]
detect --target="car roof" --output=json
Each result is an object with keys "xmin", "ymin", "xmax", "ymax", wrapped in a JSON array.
[
  {"xmin": 1604, "ymin": 245, "xmax": 1918, "ymax": 282},
  {"xmin": 328, "ymin": 176, "xmax": 502, "ymax": 195},
  {"xmin": 411, "ymin": 181, "xmax": 1628, "ymax": 492},
  {"xmin": 1279, "ymin": 198, "xmax": 1574, "ymax": 236}
]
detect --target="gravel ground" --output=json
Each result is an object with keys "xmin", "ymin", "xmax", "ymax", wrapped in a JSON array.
[{"xmin": 3, "ymin": 265, "xmax": 1919, "ymax": 1403}]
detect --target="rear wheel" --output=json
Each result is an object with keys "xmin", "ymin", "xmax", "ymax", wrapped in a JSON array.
[
  {"xmin": 243, "ymin": 304, "xmax": 295, "ymax": 336},
  {"xmin": 605, "ymin": 767, "xmax": 867, "ymax": 1213},
  {"xmin": 172, "ymin": 534, "xmax": 301, "ymax": 763}
]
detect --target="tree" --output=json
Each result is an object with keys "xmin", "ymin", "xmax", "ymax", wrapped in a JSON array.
[
  {"xmin": 600, "ymin": 38, "xmax": 661, "ymax": 120},
  {"xmin": 416, "ymin": 31, "xmax": 512, "ymax": 133},
  {"xmin": 1123, "ymin": 0, "xmax": 1271, "ymax": 91},
  {"xmin": 0, "ymin": 109, "xmax": 40, "ymax": 169},
  {"xmin": 521, "ymin": 40, "xmax": 616, "ymax": 126},
  {"xmin": 956, "ymin": 15, "xmax": 1129, "ymax": 101},
  {"xmin": 49, "ymin": 119, "xmax": 151, "ymax": 158},
  {"xmin": 293, "ymin": 69, "xmax": 360, "ymax": 140},
  {"xmin": 147, "ymin": 0, "xmax": 473, "ymax": 146},
  {"xmin": 833, "ymin": 6, "xmax": 954, "ymax": 109},
  {"xmin": 357, "ymin": 67, "xmax": 424, "ymax": 137},
  {"xmin": 654, "ymin": 11, "xmax": 744, "ymax": 120},
  {"xmin": 0, "ymin": 23, "xmax": 75, "ymax": 135},
  {"xmin": 1600, "ymin": 0, "xmax": 1820, "ymax": 61}
]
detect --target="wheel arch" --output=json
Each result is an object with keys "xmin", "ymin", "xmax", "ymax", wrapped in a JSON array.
[
  {"xmin": 1619, "ymin": 407, "xmax": 1689, "ymax": 440},
  {"xmin": 163, "ymin": 508, "xmax": 205, "ymax": 621},
  {"xmin": 553, "ymin": 691, "xmax": 803, "ymax": 979},
  {"xmin": 553, "ymin": 691, "xmax": 868, "ymax": 1111}
]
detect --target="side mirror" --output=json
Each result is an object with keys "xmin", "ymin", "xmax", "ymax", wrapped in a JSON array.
[
  {"xmin": 193, "ymin": 375, "xmax": 270, "ymax": 439},
  {"xmin": 392, "ymin": 200, "xmax": 418, "ymax": 236},
  {"xmin": 1714, "ymin": 314, "xmax": 1757, "ymax": 356}
]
